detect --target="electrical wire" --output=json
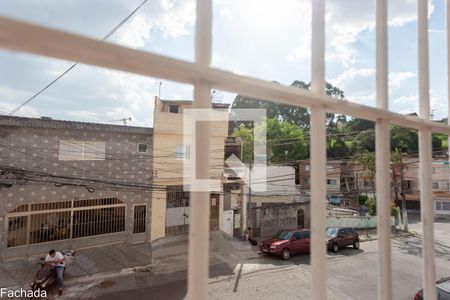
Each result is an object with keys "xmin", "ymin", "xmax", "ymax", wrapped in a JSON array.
[{"xmin": 8, "ymin": 0, "xmax": 149, "ymax": 116}]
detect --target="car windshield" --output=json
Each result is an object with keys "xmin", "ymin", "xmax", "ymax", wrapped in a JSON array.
[
  {"xmin": 326, "ymin": 228, "xmax": 338, "ymax": 237},
  {"xmin": 273, "ymin": 230, "xmax": 292, "ymax": 240}
]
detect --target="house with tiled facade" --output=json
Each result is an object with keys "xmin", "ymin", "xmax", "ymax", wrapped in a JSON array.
[{"xmin": 0, "ymin": 116, "xmax": 152, "ymax": 261}]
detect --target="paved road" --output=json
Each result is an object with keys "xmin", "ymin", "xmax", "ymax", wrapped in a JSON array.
[{"xmin": 60, "ymin": 230, "xmax": 450, "ymax": 300}]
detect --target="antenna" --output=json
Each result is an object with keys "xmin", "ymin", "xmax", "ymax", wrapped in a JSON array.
[{"xmin": 108, "ymin": 117, "xmax": 132, "ymax": 125}]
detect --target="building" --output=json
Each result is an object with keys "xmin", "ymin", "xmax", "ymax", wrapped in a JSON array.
[
  {"xmin": 0, "ymin": 116, "xmax": 152, "ymax": 261},
  {"xmin": 399, "ymin": 159, "xmax": 450, "ymax": 217},
  {"xmin": 298, "ymin": 159, "xmax": 342, "ymax": 197},
  {"xmin": 151, "ymin": 97, "xmax": 230, "ymax": 240}
]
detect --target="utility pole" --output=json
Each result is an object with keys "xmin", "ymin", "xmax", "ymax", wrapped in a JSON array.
[
  {"xmin": 400, "ymin": 162, "xmax": 408, "ymax": 231},
  {"xmin": 158, "ymin": 81, "xmax": 162, "ymax": 98}
]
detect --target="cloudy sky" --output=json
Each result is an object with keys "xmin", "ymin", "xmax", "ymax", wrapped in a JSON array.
[{"xmin": 0, "ymin": 0, "xmax": 448, "ymax": 127}]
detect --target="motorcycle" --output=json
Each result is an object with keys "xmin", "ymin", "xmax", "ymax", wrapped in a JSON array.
[{"xmin": 30, "ymin": 250, "xmax": 75, "ymax": 293}]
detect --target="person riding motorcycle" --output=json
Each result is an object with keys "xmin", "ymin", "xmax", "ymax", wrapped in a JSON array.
[{"xmin": 45, "ymin": 249, "xmax": 65, "ymax": 296}]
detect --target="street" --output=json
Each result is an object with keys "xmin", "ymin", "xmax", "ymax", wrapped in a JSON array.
[{"xmin": 59, "ymin": 220, "xmax": 450, "ymax": 300}]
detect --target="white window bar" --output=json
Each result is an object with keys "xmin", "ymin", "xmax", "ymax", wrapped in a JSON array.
[
  {"xmin": 187, "ymin": 0, "xmax": 212, "ymax": 299},
  {"xmin": 310, "ymin": 0, "xmax": 327, "ymax": 299},
  {"xmin": 418, "ymin": 1, "xmax": 436, "ymax": 299},
  {"xmin": 0, "ymin": 1, "xmax": 448, "ymax": 298},
  {"xmin": 375, "ymin": 0, "xmax": 393, "ymax": 299},
  {"xmin": 448, "ymin": 0, "xmax": 450, "ymax": 158}
]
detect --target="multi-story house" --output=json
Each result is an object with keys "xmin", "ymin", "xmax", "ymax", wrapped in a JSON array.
[
  {"xmin": 0, "ymin": 116, "xmax": 152, "ymax": 261},
  {"xmin": 151, "ymin": 97, "xmax": 229, "ymax": 240},
  {"xmin": 298, "ymin": 160, "xmax": 342, "ymax": 196},
  {"xmin": 400, "ymin": 159, "xmax": 450, "ymax": 217}
]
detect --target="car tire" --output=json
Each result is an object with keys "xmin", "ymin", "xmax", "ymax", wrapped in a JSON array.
[
  {"xmin": 332, "ymin": 243, "xmax": 339, "ymax": 253},
  {"xmin": 281, "ymin": 248, "xmax": 290, "ymax": 260},
  {"xmin": 353, "ymin": 240, "xmax": 360, "ymax": 249}
]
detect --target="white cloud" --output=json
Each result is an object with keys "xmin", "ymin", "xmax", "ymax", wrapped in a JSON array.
[
  {"xmin": 156, "ymin": 0, "xmax": 195, "ymax": 39},
  {"xmin": 330, "ymin": 68, "xmax": 376, "ymax": 87},
  {"xmin": 288, "ymin": 0, "xmax": 435, "ymax": 66},
  {"xmin": 114, "ymin": 14, "xmax": 152, "ymax": 48},
  {"xmin": 389, "ymin": 72, "xmax": 416, "ymax": 90}
]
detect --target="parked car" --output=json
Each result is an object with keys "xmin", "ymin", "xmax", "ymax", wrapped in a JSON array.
[
  {"xmin": 414, "ymin": 277, "xmax": 450, "ymax": 299},
  {"xmin": 259, "ymin": 229, "xmax": 310, "ymax": 260},
  {"xmin": 326, "ymin": 227, "xmax": 359, "ymax": 253}
]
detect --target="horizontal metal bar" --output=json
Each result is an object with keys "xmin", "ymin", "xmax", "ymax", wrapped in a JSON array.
[{"xmin": 0, "ymin": 16, "xmax": 449, "ymax": 133}]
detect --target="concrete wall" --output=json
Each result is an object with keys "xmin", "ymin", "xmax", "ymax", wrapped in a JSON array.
[
  {"xmin": 326, "ymin": 216, "xmax": 377, "ymax": 229},
  {"xmin": 258, "ymin": 203, "xmax": 310, "ymax": 238}
]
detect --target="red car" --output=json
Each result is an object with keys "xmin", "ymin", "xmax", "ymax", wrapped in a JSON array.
[{"xmin": 259, "ymin": 229, "xmax": 310, "ymax": 260}]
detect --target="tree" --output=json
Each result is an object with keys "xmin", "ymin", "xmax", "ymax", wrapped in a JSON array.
[
  {"xmin": 327, "ymin": 137, "xmax": 350, "ymax": 158},
  {"xmin": 366, "ymin": 197, "xmax": 399, "ymax": 217},
  {"xmin": 391, "ymin": 148, "xmax": 408, "ymax": 231},
  {"xmin": 265, "ymin": 118, "xmax": 308, "ymax": 163},
  {"xmin": 356, "ymin": 129, "xmax": 375, "ymax": 152},
  {"xmin": 358, "ymin": 151, "xmax": 376, "ymax": 198},
  {"xmin": 232, "ymin": 126, "xmax": 254, "ymax": 162},
  {"xmin": 230, "ymin": 80, "xmax": 346, "ymax": 132},
  {"xmin": 233, "ymin": 118, "xmax": 308, "ymax": 163}
]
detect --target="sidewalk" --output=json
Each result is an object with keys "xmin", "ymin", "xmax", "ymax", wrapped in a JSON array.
[{"xmin": 0, "ymin": 242, "xmax": 152, "ymax": 290}]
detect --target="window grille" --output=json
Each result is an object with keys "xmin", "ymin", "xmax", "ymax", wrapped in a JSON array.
[
  {"xmin": 133, "ymin": 204, "xmax": 147, "ymax": 234},
  {"xmin": 0, "ymin": 0, "xmax": 445, "ymax": 298}
]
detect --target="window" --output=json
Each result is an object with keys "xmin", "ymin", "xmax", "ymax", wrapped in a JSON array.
[
  {"xmin": 294, "ymin": 166, "xmax": 300, "ymax": 185},
  {"xmin": 294, "ymin": 231, "xmax": 303, "ymax": 240},
  {"xmin": 443, "ymin": 202, "xmax": 450, "ymax": 211},
  {"xmin": 166, "ymin": 185, "xmax": 190, "ymax": 208},
  {"xmin": 305, "ymin": 164, "xmax": 310, "ymax": 171},
  {"xmin": 176, "ymin": 145, "xmax": 190, "ymax": 160},
  {"xmin": 133, "ymin": 204, "xmax": 147, "ymax": 234},
  {"xmin": 327, "ymin": 179, "xmax": 337, "ymax": 185},
  {"xmin": 58, "ymin": 140, "xmax": 105, "ymax": 161},
  {"xmin": 433, "ymin": 182, "xmax": 439, "ymax": 189},
  {"xmin": 138, "ymin": 143, "xmax": 148, "ymax": 153},
  {"xmin": 169, "ymin": 105, "xmax": 179, "ymax": 113},
  {"xmin": 302, "ymin": 231, "xmax": 310, "ymax": 239},
  {"xmin": 436, "ymin": 202, "xmax": 443, "ymax": 211}
]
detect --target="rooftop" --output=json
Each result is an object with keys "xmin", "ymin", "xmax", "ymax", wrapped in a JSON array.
[{"xmin": 0, "ymin": 115, "xmax": 153, "ymax": 135}]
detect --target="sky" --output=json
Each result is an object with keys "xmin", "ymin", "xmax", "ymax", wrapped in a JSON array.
[{"xmin": 0, "ymin": 0, "xmax": 448, "ymax": 127}]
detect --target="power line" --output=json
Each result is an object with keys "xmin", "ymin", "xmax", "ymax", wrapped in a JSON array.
[{"xmin": 8, "ymin": 0, "xmax": 149, "ymax": 116}]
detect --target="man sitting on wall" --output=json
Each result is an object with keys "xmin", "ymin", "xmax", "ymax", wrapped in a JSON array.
[{"xmin": 45, "ymin": 249, "xmax": 65, "ymax": 296}]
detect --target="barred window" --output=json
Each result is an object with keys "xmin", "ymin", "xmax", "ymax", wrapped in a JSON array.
[{"xmin": 166, "ymin": 185, "xmax": 190, "ymax": 208}]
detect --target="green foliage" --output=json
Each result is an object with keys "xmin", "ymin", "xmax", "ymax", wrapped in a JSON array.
[
  {"xmin": 366, "ymin": 197, "xmax": 376, "ymax": 216},
  {"xmin": 327, "ymin": 138, "xmax": 350, "ymax": 158},
  {"xmin": 355, "ymin": 129, "xmax": 375, "ymax": 152},
  {"xmin": 358, "ymin": 151, "xmax": 376, "ymax": 182},
  {"xmin": 230, "ymin": 80, "xmax": 346, "ymax": 132},
  {"xmin": 265, "ymin": 118, "xmax": 308, "ymax": 163},
  {"xmin": 359, "ymin": 194, "xmax": 368, "ymax": 205},
  {"xmin": 233, "ymin": 126, "xmax": 254, "ymax": 162},
  {"xmin": 365, "ymin": 197, "xmax": 399, "ymax": 217},
  {"xmin": 233, "ymin": 118, "xmax": 308, "ymax": 163},
  {"xmin": 230, "ymin": 78, "xmax": 446, "ymax": 160},
  {"xmin": 391, "ymin": 206, "xmax": 400, "ymax": 217}
]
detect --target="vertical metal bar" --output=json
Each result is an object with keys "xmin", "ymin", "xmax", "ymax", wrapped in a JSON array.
[
  {"xmin": 375, "ymin": 0, "xmax": 392, "ymax": 299},
  {"xmin": 418, "ymin": 1, "xmax": 436, "ymax": 299},
  {"xmin": 70, "ymin": 200, "xmax": 74, "ymax": 239},
  {"xmin": 187, "ymin": 0, "xmax": 212, "ymax": 299},
  {"xmin": 310, "ymin": 0, "xmax": 326, "ymax": 299},
  {"xmin": 447, "ymin": 0, "xmax": 450, "ymax": 161}
]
